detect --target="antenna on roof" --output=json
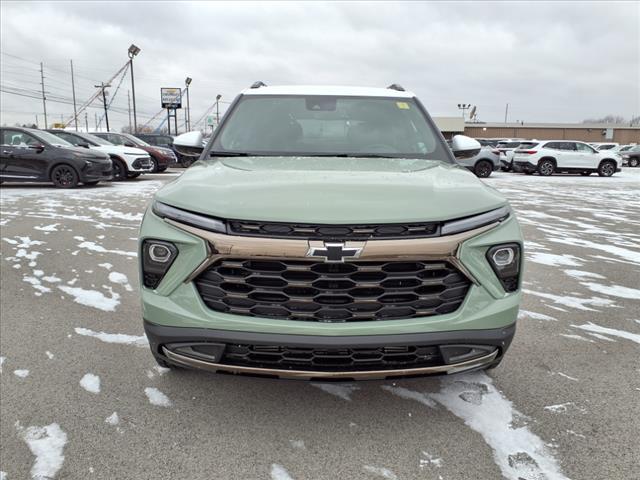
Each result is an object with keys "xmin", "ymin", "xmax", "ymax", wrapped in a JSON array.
[
  {"xmin": 387, "ymin": 84, "xmax": 405, "ymax": 92},
  {"xmin": 250, "ymin": 81, "xmax": 267, "ymax": 89}
]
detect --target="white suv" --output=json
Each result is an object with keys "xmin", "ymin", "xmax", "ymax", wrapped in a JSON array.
[
  {"xmin": 47, "ymin": 130, "xmax": 153, "ymax": 180},
  {"xmin": 512, "ymin": 140, "xmax": 620, "ymax": 177}
]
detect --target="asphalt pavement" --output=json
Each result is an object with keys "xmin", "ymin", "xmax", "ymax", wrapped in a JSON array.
[{"xmin": 1, "ymin": 168, "xmax": 639, "ymax": 480}]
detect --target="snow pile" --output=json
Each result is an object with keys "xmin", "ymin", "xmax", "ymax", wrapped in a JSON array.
[
  {"xmin": 362, "ymin": 465, "xmax": 398, "ymax": 479},
  {"xmin": 79, "ymin": 373, "xmax": 101, "ymax": 394},
  {"xmin": 270, "ymin": 464, "xmax": 295, "ymax": 480},
  {"xmin": 144, "ymin": 387, "xmax": 172, "ymax": 407},
  {"xmin": 105, "ymin": 412, "xmax": 120, "ymax": 426},
  {"xmin": 58, "ymin": 285, "xmax": 120, "ymax": 312},
  {"xmin": 74, "ymin": 327, "xmax": 148, "ymax": 347},
  {"xmin": 16, "ymin": 422, "xmax": 68, "ymax": 480},
  {"xmin": 14, "ymin": 369, "xmax": 30, "ymax": 379}
]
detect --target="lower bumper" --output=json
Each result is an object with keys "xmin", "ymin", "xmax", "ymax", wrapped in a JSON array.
[
  {"xmin": 144, "ymin": 320, "xmax": 516, "ymax": 380},
  {"xmin": 513, "ymin": 160, "xmax": 536, "ymax": 173}
]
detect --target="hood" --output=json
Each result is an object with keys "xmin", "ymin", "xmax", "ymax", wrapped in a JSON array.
[
  {"xmin": 60, "ymin": 145, "xmax": 109, "ymax": 160},
  {"xmin": 91, "ymin": 145, "xmax": 148, "ymax": 156},
  {"xmin": 155, "ymin": 156, "xmax": 507, "ymax": 223}
]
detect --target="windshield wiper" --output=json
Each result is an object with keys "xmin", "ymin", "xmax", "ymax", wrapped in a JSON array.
[{"xmin": 209, "ymin": 151, "xmax": 251, "ymax": 157}]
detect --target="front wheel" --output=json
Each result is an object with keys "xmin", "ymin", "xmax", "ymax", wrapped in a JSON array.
[
  {"xmin": 127, "ymin": 172, "xmax": 142, "ymax": 179},
  {"xmin": 51, "ymin": 165, "xmax": 79, "ymax": 188},
  {"xmin": 597, "ymin": 161, "xmax": 615, "ymax": 177},
  {"xmin": 538, "ymin": 159, "xmax": 555, "ymax": 176},
  {"xmin": 83, "ymin": 181, "xmax": 100, "ymax": 186},
  {"xmin": 111, "ymin": 159, "xmax": 127, "ymax": 181},
  {"xmin": 149, "ymin": 157, "xmax": 159, "ymax": 173},
  {"xmin": 474, "ymin": 160, "xmax": 493, "ymax": 178},
  {"xmin": 629, "ymin": 157, "xmax": 639, "ymax": 168}
]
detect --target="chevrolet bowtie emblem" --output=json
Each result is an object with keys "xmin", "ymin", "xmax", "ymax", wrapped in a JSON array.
[{"xmin": 307, "ymin": 242, "xmax": 363, "ymax": 263}]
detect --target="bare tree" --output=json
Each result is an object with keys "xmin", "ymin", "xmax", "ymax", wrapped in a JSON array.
[{"xmin": 582, "ymin": 115, "xmax": 626, "ymax": 124}]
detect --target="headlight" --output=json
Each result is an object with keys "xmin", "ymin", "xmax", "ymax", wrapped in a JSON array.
[
  {"xmin": 141, "ymin": 239, "xmax": 178, "ymax": 289},
  {"xmin": 152, "ymin": 201, "xmax": 226, "ymax": 233},
  {"xmin": 441, "ymin": 205, "xmax": 510, "ymax": 236},
  {"xmin": 486, "ymin": 243, "xmax": 521, "ymax": 293}
]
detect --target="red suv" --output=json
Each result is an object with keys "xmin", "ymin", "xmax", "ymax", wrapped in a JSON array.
[{"xmin": 92, "ymin": 132, "xmax": 177, "ymax": 172}]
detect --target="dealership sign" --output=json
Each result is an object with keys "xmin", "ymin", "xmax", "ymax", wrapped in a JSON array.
[{"xmin": 161, "ymin": 88, "xmax": 182, "ymax": 109}]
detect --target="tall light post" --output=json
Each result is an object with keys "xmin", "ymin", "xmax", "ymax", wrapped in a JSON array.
[
  {"xmin": 457, "ymin": 103, "xmax": 471, "ymax": 121},
  {"xmin": 128, "ymin": 44, "xmax": 141, "ymax": 133},
  {"xmin": 185, "ymin": 77, "xmax": 192, "ymax": 131},
  {"xmin": 215, "ymin": 94, "xmax": 222, "ymax": 126}
]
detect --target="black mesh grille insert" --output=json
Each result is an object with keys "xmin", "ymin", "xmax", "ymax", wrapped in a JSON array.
[
  {"xmin": 194, "ymin": 259, "xmax": 471, "ymax": 322},
  {"xmin": 223, "ymin": 343, "xmax": 443, "ymax": 371},
  {"xmin": 228, "ymin": 220, "xmax": 440, "ymax": 240}
]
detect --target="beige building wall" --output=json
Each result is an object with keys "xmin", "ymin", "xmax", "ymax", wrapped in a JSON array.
[{"xmin": 465, "ymin": 126, "xmax": 640, "ymax": 144}]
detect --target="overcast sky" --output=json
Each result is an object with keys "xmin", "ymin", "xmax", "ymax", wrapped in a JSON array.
[{"xmin": 1, "ymin": 1, "xmax": 638, "ymax": 131}]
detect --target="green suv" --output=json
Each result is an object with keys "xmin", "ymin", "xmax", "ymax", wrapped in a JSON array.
[{"xmin": 139, "ymin": 83, "xmax": 523, "ymax": 380}]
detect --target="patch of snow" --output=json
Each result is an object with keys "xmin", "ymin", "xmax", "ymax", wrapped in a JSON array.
[
  {"xmin": 556, "ymin": 372, "xmax": 578, "ymax": 382},
  {"xmin": 419, "ymin": 451, "xmax": 443, "ymax": 469},
  {"xmin": 77, "ymin": 241, "xmax": 136, "ymax": 257},
  {"xmin": 14, "ymin": 369, "xmax": 29, "ymax": 378},
  {"xmin": 12, "ymin": 264, "xmax": 21, "ymax": 269},
  {"xmin": 16, "ymin": 422, "xmax": 67, "ymax": 480},
  {"xmin": 311, "ymin": 383, "xmax": 359, "ymax": 401},
  {"xmin": 362, "ymin": 465, "xmax": 398, "ymax": 479},
  {"xmin": 524, "ymin": 289, "xmax": 615, "ymax": 311},
  {"xmin": 98, "ymin": 263, "xmax": 113, "ymax": 270},
  {"xmin": 144, "ymin": 387, "xmax": 172, "ymax": 407},
  {"xmin": 289, "ymin": 439, "xmax": 305, "ymax": 450},
  {"xmin": 79, "ymin": 373, "xmax": 101, "ymax": 394},
  {"xmin": 2, "ymin": 238, "xmax": 18, "ymax": 245},
  {"xmin": 426, "ymin": 373, "xmax": 568, "ymax": 480},
  {"xmin": 108, "ymin": 271, "xmax": 133, "ymax": 291},
  {"xmin": 559, "ymin": 334, "xmax": 595, "ymax": 343},
  {"xmin": 585, "ymin": 332, "xmax": 616, "ymax": 342},
  {"xmin": 544, "ymin": 403, "xmax": 573, "ymax": 414},
  {"xmin": 23, "ymin": 276, "xmax": 51, "ymax": 294},
  {"xmin": 0, "ymin": 356, "xmax": 5, "ymax": 373},
  {"xmin": 549, "ymin": 236, "xmax": 640, "ymax": 265},
  {"xmin": 270, "ymin": 464, "xmax": 295, "ymax": 480},
  {"xmin": 45, "ymin": 351, "xmax": 54, "ymax": 360},
  {"xmin": 381, "ymin": 385, "xmax": 437, "ymax": 408},
  {"xmin": 105, "ymin": 412, "xmax": 119, "ymax": 426},
  {"xmin": 74, "ymin": 327, "xmax": 148, "ymax": 347},
  {"xmin": 566, "ymin": 430, "xmax": 586, "ymax": 439},
  {"xmin": 33, "ymin": 270, "xmax": 44, "ymax": 277},
  {"xmin": 67, "ymin": 278, "xmax": 78, "ymax": 286},
  {"xmin": 58, "ymin": 285, "xmax": 120, "ymax": 311},
  {"xmin": 87, "ymin": 207, "xmax": 143, "ymax": 221},
  {"xmin": 518, "ymin": 310, "xmax": 557, "ymax": 322},
  {"xmin": 34, "ymin": 223, "xmax": 59, "ymax": 232},
  {"xmin": 572, "ymin": 322, "xmax": 640, "ymax": 345},
  {"xmin": 527, "ymin": 253, "xmax": 583, "ymax": 267},
  {"xmin": 580, "ymin": 282, "xmax": 640, "ymax": 300},
  {"xmin": 42, "ymin": 275, "xmax": 61, "ymax": 283},
  {"xmin": 563, "ymin": 269, "xmax": 605, "ymax": 280}
]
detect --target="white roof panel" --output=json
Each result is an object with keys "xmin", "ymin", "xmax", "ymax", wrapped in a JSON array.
[{"xmin": 241, "ymin": 84, "xmax": 415, "ymax": 98}]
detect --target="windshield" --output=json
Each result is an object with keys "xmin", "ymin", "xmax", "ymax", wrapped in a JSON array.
[
  {"xmin": 33, "ymin": 130, "xmax": 73, "ymax": 147},
  {"xmin": 77, "ymin": 132, "xmax": 112, "ymax": 146},
  {"xmin": 209, "ymin": 95, "xmax": 450, "ymax": 161}
]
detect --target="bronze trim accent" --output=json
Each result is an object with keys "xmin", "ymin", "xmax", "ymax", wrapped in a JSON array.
[
  {"xmin": 162, "ymin": 347, "xmax": 498, "ymax": 380},
  {"xmin": 165, "ymin": 218, "xmax": 497, "ymax": 284}
]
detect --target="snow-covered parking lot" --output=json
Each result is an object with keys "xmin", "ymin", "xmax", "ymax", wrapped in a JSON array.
[{"xmin": 1, "ymin": 169, "xmax": 639, "ymax": 480}]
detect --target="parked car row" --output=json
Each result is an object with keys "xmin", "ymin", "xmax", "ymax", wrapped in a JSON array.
[{"xmin": 0, "ymin": 126, "xmax": 185, "ymax": 188}]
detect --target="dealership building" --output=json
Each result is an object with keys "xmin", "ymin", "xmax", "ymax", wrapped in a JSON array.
[{"xmin": 433, "ymin": 118, "xmax": 640, "ymax": 144}]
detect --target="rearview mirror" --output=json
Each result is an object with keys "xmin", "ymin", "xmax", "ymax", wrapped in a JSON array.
[
  {"xmin": 174, "ymin": 131, "xmax": 204, "ymax": 157},
  {"xmin": 450, "ymin": 135, "xmax": 481, "ymax": 159}
]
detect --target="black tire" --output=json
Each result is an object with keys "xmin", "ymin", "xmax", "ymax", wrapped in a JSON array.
[
  {"xmin": 538, "ymin": 159, "xmax": 555, "ymax": 176},
  {"xmin": 50, "ymin": 164, "xmax": 79, "ymax": 188},
  {"xmin": 127, "ymin": 172, "xmax": 141, "ymax": 179},
  {"xmin": 597, "ymin": 160, "xmax": 615, "ymax": 177},
  {"xmin": 629, "ymin": 157, "xmax": 639, "ymax": 168},
  {"xmin": 524, "ymin": 171, "xmax": 534, "ymax": 175},
  {"xmin": 83, "ymin": 181, "xmax": 100, "ymax": 186},
  {"xmin": 474, "ymin": 160, "xmax": 493, "ymax": 178},
  {"xmin": 158, "ymin": 166, "xmax": 168, "ymax": 173},
  {"xmin": 149, "ymin": 156, "xmax": 159, "ymax": 173},
  {"xmin": 580, "ymin": 171, "xmax": 592, "ymax": 176},
  {"xmin": 111, "ymin": 158, "xmax": 127, "ymax": 181}
]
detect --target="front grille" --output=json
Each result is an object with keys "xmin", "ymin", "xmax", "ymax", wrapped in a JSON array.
[
  {"xmin": 221, "ymin": 343, "xmax": 443, "ymax": 371},
  {"xmin": 194, "ymin": 258, "xmax": 471, "ymax": 322},
  {"xmin": 132, "ymin": 158, "xmax": 152, "ymax": 169},
  {"xmin": 228, "ymin": 220, "xmax": 439, "ymax": 240}
]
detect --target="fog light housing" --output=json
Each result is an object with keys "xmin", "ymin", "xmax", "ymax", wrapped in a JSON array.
[
  {"xmin": 486, "ymin": 243, "xmax": 521, "ymax": 292},
  {"xmin": 142, "ymin": 239, "xmax": 178, "ymax": 289}
]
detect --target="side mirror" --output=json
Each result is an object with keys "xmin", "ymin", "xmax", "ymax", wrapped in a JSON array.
[
  {"xmin": 124, "ymin": 142, "xmax": 136, "ymax": 147},
  {"xmin": 174, "ymin": 131, "xmax": 204, "ymax": 157},
  {"xmin": 450, "ymin": 135, "xmax": 481, "ymax": 159},
  {"xmin": 29, "ymin": 144, "xmax": 45, "ymax": 153},
  {"xmin": 78, "ymin": 142, "xmax": 90, "ymax": 149}
]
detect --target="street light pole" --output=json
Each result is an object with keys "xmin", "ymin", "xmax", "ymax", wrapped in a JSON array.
[
  {"xmin": 128, "ymin": 44, "xmax": 141, "ymax": 133},
  {"xmin": 185, "ymin": 77, "xmax": 192, "ymax": 131},
  {"xmin": 457, "ymin": 103, "xmax": 471, "ymax": 121}
]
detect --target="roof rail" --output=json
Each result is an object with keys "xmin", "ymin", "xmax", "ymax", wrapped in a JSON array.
[
  {"xmin": 387, "ymin": 83, "xmax": 405, "ymax": 92},
  {"xmin": 250, "ymin": 81, "xmax": 267, "ymax": 89}
]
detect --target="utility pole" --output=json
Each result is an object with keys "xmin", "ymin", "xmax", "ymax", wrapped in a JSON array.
[
  {"xmin": 40, "ymin": 62, "xmax": 48, "ymax": 128},
  {"xmin": 70, "ymin": 60, "xmax": 79, "ymax": 131},
  {"xmin": 85, "ymin": 112, "xmax": 89, "ymax": 132},
  {"xmin": 127, "ymin": 90, "xmax": 132, "ymax": 133},
  {"xmin": 504, "ymin": 103, "xmax": 509, "ymax": 123},
  {"xmin": 95, "ymin": 82, "xmax": 111, "ymax": 132}
]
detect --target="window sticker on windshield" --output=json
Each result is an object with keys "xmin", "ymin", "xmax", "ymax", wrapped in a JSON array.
[{"xmin": 396, "ymin": 102, "xmax": 410, "ymax": 110}]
